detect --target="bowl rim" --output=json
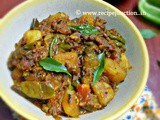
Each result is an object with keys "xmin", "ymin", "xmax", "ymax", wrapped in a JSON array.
[{"xmin": 0, "ymin": 0, "xmax": 149, "ymax": 120}]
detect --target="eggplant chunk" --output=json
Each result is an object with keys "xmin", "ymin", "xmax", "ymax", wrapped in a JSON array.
[
  {"xmin": 11, "ymin": 68, "xmax": 22, "ymax": 83},
  {"xmin": 92, "ymin": 82, "xmax": 115, "ymax": 106},
  {"xmin": 20, "ymin": 81, "xmax": 54, "ymax": 99},
  {"xmin": 104, "ymin": 58, "xmax": 127, "ymax": 83},
  {"xmin": 82, "ymin": 49, "xmax": 99, "ymax": 84},
  {"xmin": 24, "ymin": 30, "xmax": 42, "ymax": 44},
  {"xmin": 83, "ymin": 51, "xmax": 99, "ymax": 70},
  {"xmin": 119, "ymin": 53, "xmax": 131, "ymax": 71},
  {"xmin": 62, "ymin": 89, "xmax": 79, "ymax": 117},
  {"xmin": 82, "ymin": 94, "xmax": 102, "ymax": 111}
]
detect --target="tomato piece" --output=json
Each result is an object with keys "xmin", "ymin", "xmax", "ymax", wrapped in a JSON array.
[{"xmin": 77, "ymin": 84, "xmax": 91, "ymax": 102}]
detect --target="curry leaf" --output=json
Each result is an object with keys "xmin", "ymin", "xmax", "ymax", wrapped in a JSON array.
[
  {"xmin": 68, "ymin": 24, "xmax": 99, "ymax": 36},
  {"xmin": 140, "ymin": 29, "xmax": 158, "ymax": 39},
  {"xmin": 39, "ymin": 57, "xmax": 71, "ymax": 76},
  {"xmin": 30, "ymin": 18, "xmax": 39, "ymax": 30},
  {"xmin": 20, "ymin": 81, "xmax": 54, "ymax": 99},
  {"xmin": 92, "ymin": 52, "xmax": 105, "ymax": 84},
  {"xmin": 50, "ymin": 37, "xmax": 57, "ymax": 58}
]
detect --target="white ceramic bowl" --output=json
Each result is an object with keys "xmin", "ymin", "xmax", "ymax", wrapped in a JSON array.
[{"xmin": 0, "ymin": 0, "xmax": 149, "ymax": 120}]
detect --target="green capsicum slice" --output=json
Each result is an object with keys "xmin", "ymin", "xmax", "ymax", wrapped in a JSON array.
[{"xmin": 138, "ymin": 0, "xmax": 160, "ymax": 24}]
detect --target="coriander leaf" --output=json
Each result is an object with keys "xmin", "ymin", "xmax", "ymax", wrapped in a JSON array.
[
  {"xmin": 92, "ymin": 52, "xmax": 105, "ymax": 84},
  {"xmin": 50, "ymin": 36, "xmax": 57, "ymax": 58},
  {"xmin": 157, "ymin": 60, "xmax": 160, "ymax": 68},
  {"xmin": 140, "ymin": 29, "xmax": 158, "ymax": 39},
  {"xmin": 68, "ymin": 24, "xmax": 99, "ymax": 36},
  {"xmin": 39, "ymin": 57, "xmax": 71, "ymax": 76}
]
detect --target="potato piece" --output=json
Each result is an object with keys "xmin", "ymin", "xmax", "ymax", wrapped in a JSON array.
[
  {"xmin": 79, "ymin": 14, "xmax": 94, "ymax": 25},
  {"xmin": 104, "ymin": 58, "xmax": 127, "ymax": 83},
  {"xmin": 92, "ymin": 82, "xmax": 115, "ymax": 106},
  {"xmin": 119, "ymin": 53, "xmax": 131, "ymax": 71},
  {"xmin": 24, "ymin": 30, "xmax": 42, "ymax": 44},
  {"xmin": 48, "ymin": 12, "xmax": 69, "ymax": 24},
  {"xmin": 62, "ymin": 89, "xmax": 79, "ymax": 117},
  {"xmin": 54, "ymin": 52, "xmax": 79, "ymax": 74}
]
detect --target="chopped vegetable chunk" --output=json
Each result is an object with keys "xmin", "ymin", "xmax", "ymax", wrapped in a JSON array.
[{"xmin": 24, "ymin": 30, "xmax": 42, "ymax": 44}]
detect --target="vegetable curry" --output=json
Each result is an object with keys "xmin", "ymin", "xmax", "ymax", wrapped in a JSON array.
[{"xmin": 8, "ymin": 12, "xmax": 131, "ymax": 119}]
